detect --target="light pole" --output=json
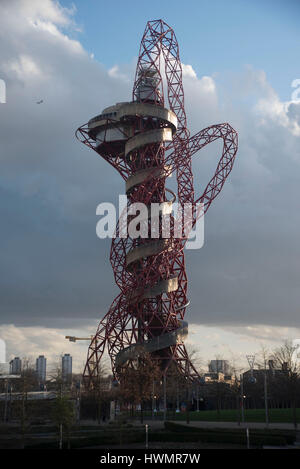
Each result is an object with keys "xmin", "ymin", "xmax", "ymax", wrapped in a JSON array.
[
  {"xmin": 196, "ymin": 384, "xmax": 199, "ymax": 412},
  {"xmin": 264, "ymin": 371, "xmax": 269, "ymax": 427},
  {"xmin": 246, "ymin": 353, "xmax": 269, "ymax": 427},
  {"xmin": 145, "ymin": 424, "xmax": 149, "ymax": 449},
  {"xmin": 163, "ymin": 374, "xmax": 167, "ymax": 421},
  {"xmin": 245, "ymin": 354, "xmax": 257, "ymax": 423},
  {"xmin": 76, "ymin": 380, "xmax": 81, "ymax": 425},
  {"xmin": 176, "ymin": 382, "xmax": 179, "ymax": 413},
  {"xmin": 3, "ymin": 379, "xmax": 8, "ymax": 423},
  {"xmin": 240, "ymin": 374, "xmax": 245, "ymax": 423},
  {"xmin": 152, "ymin": 380, "xmax": 155, "ymax": 420}
]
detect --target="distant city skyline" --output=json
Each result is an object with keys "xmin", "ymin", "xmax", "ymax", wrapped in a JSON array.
[{"xmin": 1, "ymin": 352, "xmax": 76, "ymax": 378}]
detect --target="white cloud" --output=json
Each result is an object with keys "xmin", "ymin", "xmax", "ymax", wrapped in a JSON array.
[
  {"xmin": 181, "ymin": 64, "xmax": 218, "ymax": 131},
  {"xmin": 5, "ymin": 55, "xmax": 43, "ymax": 80},
  {"xmin": 181, "ymin": 64, "xmax": 216, "ymax": 95},
  {"xmin": 186, "ymin": 322, "xmax": 300, "ymax": 371},
  {"xmin": 2, "ymin": 320, "xmax": 298, "ymax": 375},
  {"xmin": 0, "ymin": 322, "xmax": 99, "ymax": 374},
  {"xmin": 4, "ymin": 0, "xmax": 75, "ymax": 27},
  {"xmin": 108, "ymin": 65, "xmax": 131, "ymax": 83},
  {"xmin": 230, "ymin": 65, "xmax": 300, "ymax": 136},
  {"xmin": 182, "ymin": 63, "xmax": 197, "ymax": 79},
  {"xmin": 256, "ymin": 93, "xmax": 300, "ymax": 137}
]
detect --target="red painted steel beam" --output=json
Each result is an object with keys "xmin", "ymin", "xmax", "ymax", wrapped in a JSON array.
[{"xmin": 76, "ymin": 20, "xmax": 238, "ymax": 388}]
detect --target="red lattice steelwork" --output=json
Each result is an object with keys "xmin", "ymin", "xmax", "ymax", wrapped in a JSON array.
[{"xmin": 76, "ymin": 19, "xmax": 238, "ymax": 388}]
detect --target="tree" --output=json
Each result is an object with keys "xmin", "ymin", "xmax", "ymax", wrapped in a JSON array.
[
  {"xmin": 52, "ymin": 394, "xmax": 75, "ymax": 449},
  {"xmin": 255, "ymin": 345, "xmax": 270, "ymax": 370},
  {"xmin": 270, "ymin": 340, "xmax": 300, "ymax": 428},
  {"xmin": 163, "ymin": 362, "xmax": 185, "ymax": 416},
  {"xmin": 271, "ymin": 340, "xmax": 298, "ymax": 373},
  {"xmin": 185, "ymin": 344, "xmax": 203, "ymax": 372},
  {"xmin": 92, "ymin": 361, "xmax": 110, "ymax": 423},
  {"xmin": 12, "ymin": 361, "xmax": 39, "ymax": 447},
  {"xmin": 47, "ymin": 362, "xmax": 64, "ymax": 393},
  {"xmin": 12, "ymin": 364, "xmax": 38, "ymax": 448},
  {"xmin": 221, "ymin": 354, "xmax": 245, "ymax": 421},
  {"xmin": 118, "ymin": 351, "xmax": 161, "ymax": 423}
]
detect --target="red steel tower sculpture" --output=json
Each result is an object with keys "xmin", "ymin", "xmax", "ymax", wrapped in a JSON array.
[{"xmin": 76, "ymin": 19, "xmax": 238, "ymax": 388}]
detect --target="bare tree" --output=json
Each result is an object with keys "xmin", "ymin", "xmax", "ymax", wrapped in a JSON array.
[
  {"xmin": 15, "ymin": 362, "xmax": 38, "ymax": 448},
  {"xmin": 255, "ymin": 345, "xmax": 270, "ymax": 370},
  {"xmin": 270, "ymin": 340, "xmax": 299, "ymax": 373},
  {"xmin": 48, "ymin": 361, "xmax": 64, "ymax": 393},
  {"xmin": 118, "ymin": 351, "xmax": 161, "ymax": 423},
  {"xmin": 270, "ymin": 340, "xmax": 300, "ymax": 428},
  {"xmin": 52, "ymin": 394, "xmax": 75, "ymax": 449},
  {"xmin": 93, "ymin": 360, "xmax": 110, "ymax": 423},
  {"xmin": 185, "ymin": 344, "xmax": 203, "ymax": 372}
]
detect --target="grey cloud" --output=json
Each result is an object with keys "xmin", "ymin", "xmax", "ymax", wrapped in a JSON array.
[
  {"xmin": 0, "ymin": 1, "xmax": 300, "ymax": 332},
  {"xmin": 287, "ymin": 102, "xmax": 300, "ymax": 125}
]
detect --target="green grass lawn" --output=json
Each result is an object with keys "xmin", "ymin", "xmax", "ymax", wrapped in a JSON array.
[{"xmin": 141, "ymin": 408, "xmax": 300, "ymax": 423}]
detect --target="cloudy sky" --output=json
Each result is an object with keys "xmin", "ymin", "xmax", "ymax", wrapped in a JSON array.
[{"xmin": 0, "ymin": 0, "xmax": 300, "ymax": 373}]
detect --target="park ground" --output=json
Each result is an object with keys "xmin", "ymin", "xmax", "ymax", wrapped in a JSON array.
[
  {"xmin": 134, "ymin": 407, "xmax": 300, "ymax": 424},
  {"xmin": 1, "ymin": 408, "xmax": 300, "ymax": 449}
]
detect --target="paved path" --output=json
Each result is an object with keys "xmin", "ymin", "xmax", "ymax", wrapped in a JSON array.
[
  {"xmin": 170, "ymin": 420, "xmax": 299, "ymax": 430},
  {"xmin": 130, "ymin": 419, "xmax": 299, "ymax": 431},
  {"xmin": 74, "ymin": 418, "xmax": 300, "ymax": 431}
]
